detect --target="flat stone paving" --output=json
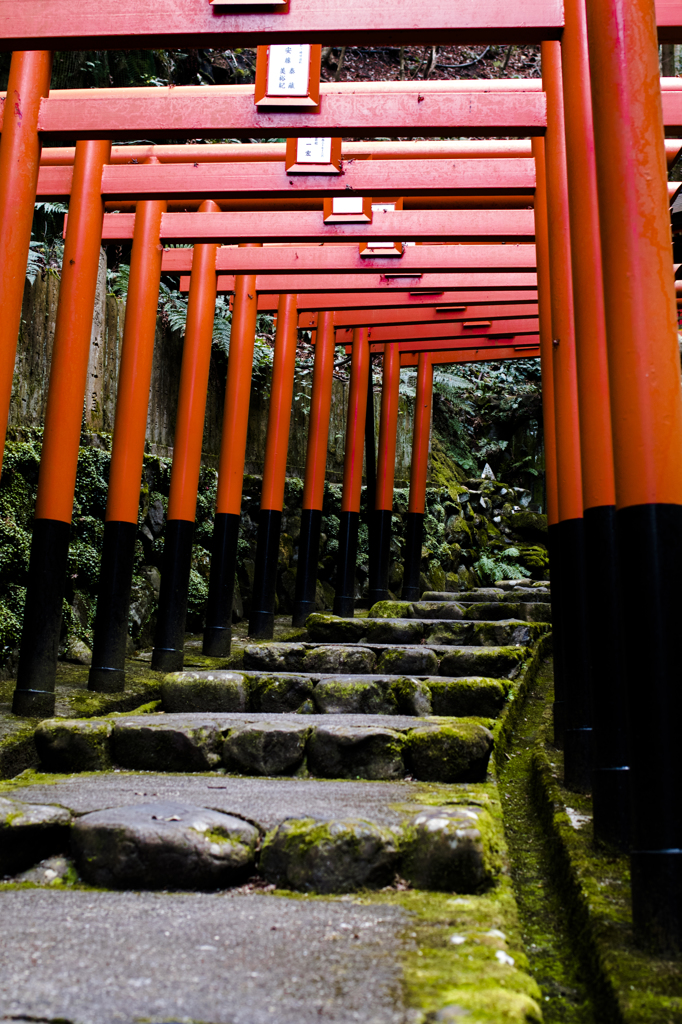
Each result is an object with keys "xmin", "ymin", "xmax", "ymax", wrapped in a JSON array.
[
  {"xmin": 0, "ymin": 889, "xmax": 411, "ymax": 1024},
  {"xmin": 3, "ymin": 772, "xmax": 432, "ymax": 831}
]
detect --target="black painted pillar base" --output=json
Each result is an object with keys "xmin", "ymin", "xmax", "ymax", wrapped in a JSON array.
[
  {"xmin": 292, "ymin": 508, "xmax": 322, "ymax": 627},
  {"xmin": 592, "ymin": 767, "xmax": 630, "ymax": 851},
  {"xmin": 554, "ymin": 516, "xmax": 593, "ymax": 792},
  {"xmin": 402, "ymin": 511, "xmax": 424, "ymax": 601},
  {"xmin": 547, "ymin": 522, "xmax": 565, "ymax": 748},
  {"xmin": 13, "ymin": 518, "xmax": 71, "ymax": 717},
  {"xmin": 631, "ymin": 851, "xmax": 682, "ymax": 956},
  {"xmin": 333, "ymin": 510, "xmax": 359, "ymax": 618},
  {"xmin": 88, "ymin": 520, "xmax": 137, "ymax": 693},
  {"xmin": 203, "ymin": 512, "xmax": 240, "ymax": 656},
  {"xmin": 584, "ymin": 503, "xmax": 630, "ymax": 849},
  {"xmin": 151, "ymin": 519, "xmax": 194, "ymax": 673},
  {"xmin": 367, "ymin": 509, "xmax": 392, "ymax": 607},
  {"xmin": 617, "ymin": 503, "xmax": 682, "ymax": 952},
  {"xmin": 249, "ymin": 508, "xmax": 281, "ymax": 639}
]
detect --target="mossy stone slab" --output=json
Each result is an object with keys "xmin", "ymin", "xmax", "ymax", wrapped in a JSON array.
[
  {"xmin": 427, "ymin": 678, "xmax": 509, "ymax": 718},
  {"xmin": 35, "ymin": 718, "xmax": 113, "ymax": 773},
  {"xmin": 390, "ymin": 678, "xmax": 433, "ymax": 717},
  {"xmin": 161, "ymin": 671, "xmax": 249, "ymax": 713},
  {"xmin": 247, "ymin": 673, "xmax": 314, "ymax": 713},
  {"xmin": 260, "ymin": 817, "xmax": 400, "ymax": 893},
  {"xmin": 364, "ymin": 619, "xmax": 425, "ymax": 645},
  {"xmin": 455, "ymin": 602, "xmax": 551, "ymax": 623},
  {"xmin": 438, "ymin": 646, "xmax": 526, "ymax": 679},
  {"xmin": 407, "ymin": 602, "xmax": 466, "ymax": 621},
  {"xmin": 305, "ymin": 615, "xmax": 368, "ymax": 643},
  {"xmin": 307, "ymin": 724, "xmax": 406, "ymax": 781},
  {"xmin": 222, "ymin": 722, "xmax": 310, "ymax": 776},
  {"xmin": 302, "ymin": 645, "xmax": 376, "ymax": 674},
  {"xmin": 0, "ymin": 795, "xmax": 71, "ymax": 875},
  {"xmin": 312, "ymin": 678, "xmax": 397, "ymax": 716},
  {"xmin": 423, "ymin": 621, "xmax": 473, "ymax": 645},
  {"xmin": 402, "ymin": 805, "xmax": 502, "ymax": 893},
  {"xmin": 367, "ymin": 601, "xmax": 413, "ymax": 619},
  {"xmin": 405, "ymin": 723, "xmax": 494, "ymax": 783},
  {"xmin": 243, "ymin": 642, "xmax": 309, "ymax": 672},
  {"xmin": 376, "ymin": 647, "xmax": 439, "ymax": 676},
  {"xmin": 71, "ymin": 801, "xmax": 258, "ymax": 889},
  {"xmin": 112, "ymin": 720, "xmax": 222, "ymax": 773}
]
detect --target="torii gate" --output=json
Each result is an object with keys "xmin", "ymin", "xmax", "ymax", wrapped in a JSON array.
[{"xmin": 0, "ymin": 0, "xmax": 681, "ymax": 949}]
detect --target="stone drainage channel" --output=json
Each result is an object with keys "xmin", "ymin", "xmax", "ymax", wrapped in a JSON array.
[{"xmin": 0, "ymin": 581, "xmax": 602, "ymax": 1024}]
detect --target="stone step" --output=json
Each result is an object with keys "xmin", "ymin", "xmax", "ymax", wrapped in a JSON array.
[
  {"xmin": 160, "ymin": 669, "xmax": 509, "ymax": 718},
  {"xmin": 305, "ymin": 612, "xmax": 549, "ymax": 647},
  {"xmin": 34, "ymin": 711, "xmax": 495, "ymax": 783},
  {"xmin": 1, "ymin": 772, "xmax": 501, "ymax": 895},
  {"xmin": 241, "ymin": 642, "xmax": 528, "ymax": 679},
  {"xmin": 369, "ymin": 600, "xmax": 551, "ymax": 622},
  {"xmin": 422, "ymin": 588, "xmax": 550, "ymax": 603}
]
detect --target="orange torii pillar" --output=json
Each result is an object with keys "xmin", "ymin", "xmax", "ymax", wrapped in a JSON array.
[
  {"xmin": 542, "ymin": 43, "xmax": 594, "ymax": 793},
  {"xmin": 12, "ymin": 139, "xmax": 111, "ymax": 717},
  {"xmin": 292, "ymin": 311, "xmax": 336, "ymax": 627},
  {"xmin": 89, "ymin": 187, "xmax": 166, "ymax": 692},
  {"xmin": 402, "ymin": 353, "xmax": 434, "ymax": 602},
  {"xmin": 333, "ymin": 327, "xmax": 370, "ymax": 618},
  {"xmin": 203, "ymin": 249, "xmax": 260, "ymax": 655},
  {"xmin": 249, "ymin": 293, "xmax": 299, "ymax": 638},
  {"xmin": 532, "ymin": 138, "xmax": 561, "ymax": 720},
  {"xmin": 151, "ymin": 202, "xmax": 219, "ymax": 673},
  {"xmin": 562, "ymin": 0, "xmax": 630, "ymax": 851},
  {"xmin": 587, "ymin": 0, "xmax": 682, "ymax": 952},
  {"xmin": 0, "ymin": 51, "xmax": 52, "ymax": 479},
  {"xmin": 368, "ymin": 345, "xmax": 401, "ymax": 606}
]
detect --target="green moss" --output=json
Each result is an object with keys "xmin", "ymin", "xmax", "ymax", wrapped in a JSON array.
[{"xmin": 368, "ymin": 601, "xmax": 413, "ymax": 619}]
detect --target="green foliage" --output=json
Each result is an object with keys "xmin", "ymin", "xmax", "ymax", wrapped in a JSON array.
[{"xmin": 473, "ymin": 547, "xmax": 523, "ymax": 584}]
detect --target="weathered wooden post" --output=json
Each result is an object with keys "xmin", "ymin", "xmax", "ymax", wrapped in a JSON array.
[
  {"xmin": 203, "ymin": 251, "xmax": 260, "ymax": 655},
  {"xmin": 402, "ymin": 352, "xmax": 434, "ymax": 602},
  {"xmin": 0, "ymin": 51, "xmax": 52, "ymax": 478},
  {"xmin": 367, "ymin": 344, "xmax": 401, "ymax": 606},
  {"xmin": 13, "ymin": 139, "xmax": 111, "ymax": 716},
  {"xmin": 333, "ymin": 326, "xmax": 370, "ymax": 617},
  {"xmin": 542, "ymin": 41, "xmax": 594, "ymax": 793},
  {"xmin": 587, "ymin": 0, "xmax": 682, "ymax": 952},
  {"xmin": 249, "ymin": 293, "xmax": 299, "ymax": 638},
  {"xmin": 151, "ymin": 202, "xmax": 219, "ymax": 673},
  {"xmin": 292, "ymin": 311, "xmax": 336, "ymax": 627},
  {"xmin": 562, "ymin": 0, "xmax": 630, "ymax": 849},
  {"xmin": 89, "ymin": 187, "xmax": 167, "ymax": 692}
]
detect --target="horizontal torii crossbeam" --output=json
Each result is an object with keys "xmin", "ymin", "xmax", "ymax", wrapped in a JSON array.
[
  {"xmin": 401, "ymin": 346, "xmax": 540, "ymax": 365},
  {"xmin": 0, "ymin": 0, "xmax": 565, "ymax": 49},
  {"xmin": 159, "ymin": 244, "xmax": 537, "ymax": 274},
  {"xmin": 231, "ymin": 291, "xmax": 540, "ymax": 311},
  {"xmin": 6, "ymin": 78, "xmax": 682, "ymax": 141},
  {"xmin": 38, "ymin": 159, "xmax": 536, "ymax": 201},
  {"xmin": 95, "ymin": 209, "xmax": 535, "ymax": 243},
  {"xmin": 298, "ymin": 302, "xmax": 539, "ymax": 327},
  {"xmin": 177, "ymin": 271, "xmax": 540, "ymax": 292}
]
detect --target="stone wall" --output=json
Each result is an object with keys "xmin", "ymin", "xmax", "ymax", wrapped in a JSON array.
[{"xmin": 10, "ymin": 253, "xmax": 417, "ymax": 486}]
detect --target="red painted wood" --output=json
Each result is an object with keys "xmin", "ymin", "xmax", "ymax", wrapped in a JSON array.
[
  {"xmin": 163, "ymin": 209, "xmax": 535, "ymax": 243},
  {"xmin": 251, "ymin": 291, "xmax": 539, "ymax": 310},
  {"xmin": 0, "ymin": 1, "xmax": 564, "ymax": 51},
  {"xmin": 37, "ymin": 159, "xmax": 536, "ymax": 200},
  {"xmin": 362, "ymin": 317, "xmax": 538, "ymax": 341},
  {"xmin": 299, "ymin": 303, "xmax": 539, "ymax": 328},
  {"xmin": 98, "ymin": 209, "xmax": 535, "ymax": 242},
  {"xmin": 42, "ymin": 139, "xmax": 538, "ymax": 166},
  {"xmin": 400, "ymin": 346, "xmax": 540, "ymax": 366},
  {"xmin": 368, "ymin": 334, "xmax": 541, "ymax": 354},
  {"xmin": 21, "ymin": 85, "xmax": 548, "ymax": 140},
  {"xmin": 173, "ymin": 267, "xmax": 540, "ymax": 291}
]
